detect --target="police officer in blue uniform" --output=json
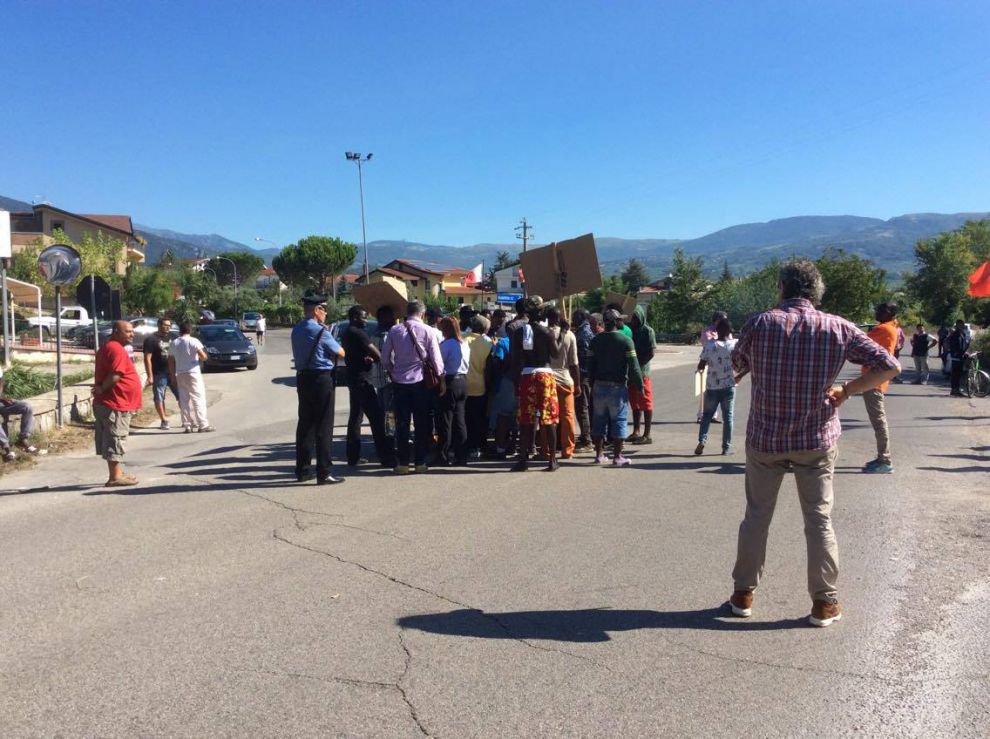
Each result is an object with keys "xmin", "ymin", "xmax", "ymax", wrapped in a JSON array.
[{"xmin": 290, "ymin": 295, "xmax": 346, "ymax": 484}]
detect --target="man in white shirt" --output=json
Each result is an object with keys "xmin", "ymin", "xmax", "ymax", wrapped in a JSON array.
[
  {"xmin": 168, "ymin": 320, "xmax": 214, "ymax": 433},
  {"xmin": 256, "ymin": 313, "xmax": 267, "ymax": 346}
]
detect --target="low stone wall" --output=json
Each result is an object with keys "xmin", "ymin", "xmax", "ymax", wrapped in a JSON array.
[{"xmin": 3, "ymin": 383, "xmax": 96, "ymax": 442}]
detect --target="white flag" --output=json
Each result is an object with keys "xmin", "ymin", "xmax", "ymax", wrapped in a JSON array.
[{"xmin": 466, "ymin": 263, "xmax": 483, "ymax": 285}]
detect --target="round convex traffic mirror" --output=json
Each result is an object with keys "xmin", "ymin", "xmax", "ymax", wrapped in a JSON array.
[{"xmin": 37, "ymin": 243, "xmax": 82, "ymax": 286}]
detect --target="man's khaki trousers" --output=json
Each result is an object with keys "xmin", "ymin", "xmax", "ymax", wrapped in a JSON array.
[
  {"xmin": 862, "ymin": 389, "xmax": 891, "ymax": 465},
  {"xmin": 732, "ymin": 445, "xmax": 839, "ymax": 601}
]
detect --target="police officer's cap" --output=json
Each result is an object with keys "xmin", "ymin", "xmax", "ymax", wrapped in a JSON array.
[{"xmin": 302, "ymin": 294, "xmax": 328, "ymax": 308}]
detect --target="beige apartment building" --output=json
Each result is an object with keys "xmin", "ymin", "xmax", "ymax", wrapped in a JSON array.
[{"xmin": 9, "ymin": 203, "xmax": 145, "ymax": 274}]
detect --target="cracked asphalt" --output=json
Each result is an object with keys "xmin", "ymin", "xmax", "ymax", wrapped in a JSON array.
[{"xmin": 1, "ymin": 329, "xmax": 987, "ymax": 738}]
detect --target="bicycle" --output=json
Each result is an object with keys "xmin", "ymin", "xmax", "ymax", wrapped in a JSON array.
[{"xmin": 963, "ymin": 352, "xmax": 990, "ymax": 398}]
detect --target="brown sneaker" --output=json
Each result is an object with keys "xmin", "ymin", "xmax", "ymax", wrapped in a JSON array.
[
  {"xmin": 729, "ymin": 590, "xmax": 753, "ymax": 617},
  {"xmin": 809, "ymin": 599, "xmax": 842, "ymax": 627}
]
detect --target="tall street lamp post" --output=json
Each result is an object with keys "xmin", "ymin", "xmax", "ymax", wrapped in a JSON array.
[{"xmin": 345, "ymin": 152, "xmax": 373, "ymax": 282}]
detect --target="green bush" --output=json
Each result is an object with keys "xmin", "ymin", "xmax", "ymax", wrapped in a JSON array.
[
  {"xmin": 971, "ymin": 329, "xmax": 990, "ymax": 360},
  {"xmin": 2, "ymin": 363, "xmax": 93, "ymax": 400}
]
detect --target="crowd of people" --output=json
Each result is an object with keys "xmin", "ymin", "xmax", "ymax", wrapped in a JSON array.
[
  {"xmin": 289, "ymin": 280, "xmax": 980, "ymax": 485},
  {"xmin": 289, "ymin": 293, "xmax": 658, "ymax": 482}
]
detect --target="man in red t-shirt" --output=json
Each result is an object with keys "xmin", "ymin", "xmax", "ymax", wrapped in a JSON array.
[{"xmin": 92, "ymin": 320, "xmax": 143, "ymax": 486}]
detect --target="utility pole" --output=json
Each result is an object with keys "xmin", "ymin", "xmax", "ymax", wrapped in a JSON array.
[
  {"xmin": 515, "ymin": 217, "xmax": 532, "ymax": 254},
  {"xmin": 515, "ymin": 218, "xmax": 532, "ymax": 297}
]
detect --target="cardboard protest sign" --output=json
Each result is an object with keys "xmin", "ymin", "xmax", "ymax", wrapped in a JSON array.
[
  {"xmin": 352, "ymin": 279, "xmax": 408, "ymax": 317},
  {"xmin": 695, "ymin": 366, "xmax": 707, "ymax": 397},
  {"xmin": 605, "ymin": 291, "xmax": 638, "ymax": 316},
  {"xmin": 519, "ymin": 233, "xmax": 602, "ymax": 299}
]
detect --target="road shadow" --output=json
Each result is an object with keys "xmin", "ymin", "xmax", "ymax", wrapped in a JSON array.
[
  {"xmin": 916, "ymin": 465, "xmax": 990, "ymax": 474},
  {"xmin": 397, "ymin": 606, "xmax": 808, "ymax": 641},
  {"xmin": 81, "ymin": 479, "xmax": 311, "ymax": 496},
  {"xmin": 929, "ymin": 452, "xmax": 989, "ymax": 462},
  {"xmin": 634, "ymin": 459, "xmax": 745, "ymax": 474},
  {"xmin": 271, "ymin": 376, "xmax": 297, "ymax": 387},
  {"xmin": 919, "ymin": 416, "xmax": 984, "ymax": 421}
]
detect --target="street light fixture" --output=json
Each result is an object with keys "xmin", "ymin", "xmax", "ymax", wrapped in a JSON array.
[{"xmin": 345, "ymin": 151, "xmax": 373, "ymax": 281}]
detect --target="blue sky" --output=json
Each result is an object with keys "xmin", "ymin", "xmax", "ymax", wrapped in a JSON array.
[{"xmin": 2, "ymin": 1, "xmax": 988, "ymax": 251}]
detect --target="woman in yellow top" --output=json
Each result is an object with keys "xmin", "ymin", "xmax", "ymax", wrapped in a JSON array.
[{"xmin": 464, "ymin": 314, "xmax": 493, "ymax": 460}]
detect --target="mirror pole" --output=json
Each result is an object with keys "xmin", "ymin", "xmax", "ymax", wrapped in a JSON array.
[{"xmin": 55, "ymin": 286, "xmax": 63, "ymax": 427}]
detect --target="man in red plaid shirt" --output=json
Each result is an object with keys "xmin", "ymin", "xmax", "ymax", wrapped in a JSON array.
[{"xmin": 729, "ymin": 260, "xmax": 900, "ymax": 627}]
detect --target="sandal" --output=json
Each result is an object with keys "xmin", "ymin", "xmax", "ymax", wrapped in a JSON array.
[
  {"xmin": 106, "ymin": 474, "xmax": 139, "ymax": 487},
  {"xmin": 632, "ymin": 436, "xmax": 652, "ymax": 445}
]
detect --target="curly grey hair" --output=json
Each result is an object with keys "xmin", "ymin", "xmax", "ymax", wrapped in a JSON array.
[{"xmin": 778, "ymin": 259, "xmax": 825, "ymax": 304}]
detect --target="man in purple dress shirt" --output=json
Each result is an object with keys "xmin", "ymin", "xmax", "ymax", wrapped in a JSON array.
[
  {"xmin": 382, "ymin": 300, "xmax": 445, "ymax": 473},
  {"xmin": 729, "ymin": 260, "xmax": 899, "ymax": 627}
]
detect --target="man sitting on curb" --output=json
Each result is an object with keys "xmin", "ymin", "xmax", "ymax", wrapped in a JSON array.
[{"xmin": 0, "ymin": 365, "xmax": 44, "ymax": 461}]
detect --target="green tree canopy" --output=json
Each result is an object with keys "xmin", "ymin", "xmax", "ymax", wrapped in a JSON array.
[
  {"xmin": 815, "ymin": 248, "xmax": 888, "ymax": 322},
  {"xmin": 207, "ymin": 251, "xmax": 265, "ymax": 289},
  {"xmin": 906, "ymin": 227, "xmax": 981, "ymax": 326},
  {"xmin": 272, "ymin": 236, "xmax": 358, "ymax": 300},
  {"xmin": 121, "ymin": 264, "xmax": 176, "ymax": 316},
  {"xmin": 581, "ymin": 275, "xmax": 627, "ymax": 314},
  {"xmin": 620, "ymin": 259, "xmax": 651, "ymax": 292},
  {"xmin": 648, "ymin": 248, "xmax": 712, "ymax": 333}
]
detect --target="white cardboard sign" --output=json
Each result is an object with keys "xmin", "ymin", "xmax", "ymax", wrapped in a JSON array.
[{"xmin": 0, "ymin": 210, "xmax": 11, "ymax": 259}]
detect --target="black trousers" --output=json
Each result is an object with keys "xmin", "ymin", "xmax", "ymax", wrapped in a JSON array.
[
  {"xmin": 575, "ymin": 376, "xmax": 593, "ymax": 443},
  {"xmin": 466, "ymin": 394, "xmax": 488, "ymax": 451},
  {"xmin": 394, "ymin": 381, "xmax": 432, "ymax": 466},
  {"xmin": 346, "ymin": 380, "xmax": 394, "ymax": 467},
  {"xmin": 295, "ymin": 371, "xmax": 335, "ymax": 479},
  {"xmin": 950, "ymin": 357, "xmax": 965, "ymax": 393},
  {"xmin": 438, "ymin": 375, "xmax": 468, "ymax": 464}
]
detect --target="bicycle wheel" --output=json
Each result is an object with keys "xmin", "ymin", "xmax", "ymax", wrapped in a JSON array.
[{"xmin": 974, "ymin": 369, "xmax": 990, "ymax": 398}]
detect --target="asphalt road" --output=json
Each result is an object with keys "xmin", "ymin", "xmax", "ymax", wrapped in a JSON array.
[{"xmin": 1, "ymin": 328, "xmax": 987, "ymax": 737}]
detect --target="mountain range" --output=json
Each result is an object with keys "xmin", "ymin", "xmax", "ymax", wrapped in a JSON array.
[{"xmin": 2, "ymin": 194, "xmax": 985, "ymax": 279}]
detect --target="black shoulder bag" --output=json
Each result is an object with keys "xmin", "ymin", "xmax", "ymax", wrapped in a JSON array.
[{"xmin": 407, "ymin": 325, "xmax": 441, "ymax": 391}]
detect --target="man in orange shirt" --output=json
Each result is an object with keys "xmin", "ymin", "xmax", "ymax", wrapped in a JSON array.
[{"xmin": 861, "ymin": 302, "xmax": 901, "ymax": 474}]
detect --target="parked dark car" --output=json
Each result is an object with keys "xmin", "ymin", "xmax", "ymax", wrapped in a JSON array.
[{"xmin": 197, "ymin": 325, "xmax": 258, "ymax": 371}]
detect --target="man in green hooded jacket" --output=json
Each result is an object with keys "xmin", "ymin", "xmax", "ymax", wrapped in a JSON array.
[{"xmin": 627, "ymin": 305, "xmax": 656, "ymax": 444}]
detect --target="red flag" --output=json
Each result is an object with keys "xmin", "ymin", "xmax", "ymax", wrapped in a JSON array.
[{"xmin": 968, "ymin": 260, "xmax": 990, "ymax": 297}]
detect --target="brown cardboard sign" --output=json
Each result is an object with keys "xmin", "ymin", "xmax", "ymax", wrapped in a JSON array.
[
  {"xmin": 605, "ymin": 291, "xmax": 638, "ymax": 316},
  {"xmin": 352, "ymin": 279, "xmax": 408, "ymax": 317},
  {"xmin": 519, "ymin": 233, "xmax": 602, "ymax": 299}
]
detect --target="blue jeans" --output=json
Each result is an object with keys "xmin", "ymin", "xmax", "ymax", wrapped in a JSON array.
[
  {"xmin": 152, "ymin": 372, "xmax": 180, "ymax": 405},
  {"xmin": 591, "ymin": 381, "xmax": 629, "ymax": 440},
  {"xmin": 699, "ymin": 386, "xmax": 735, "ymax": 450}
]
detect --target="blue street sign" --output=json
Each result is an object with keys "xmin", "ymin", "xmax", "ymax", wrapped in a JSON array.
[{"xmin": 496, "ymin": 292, "xmax": 523, "ymax": 303}]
